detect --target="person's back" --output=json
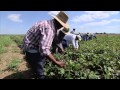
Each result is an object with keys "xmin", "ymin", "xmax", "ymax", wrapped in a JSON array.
[
  {"xmin": 64, "ymin": 33, "xmax": 76, "ymax": 44},
  {"xmin": 63, "ymin": 33, "xmax": 81, "ymax": 50},
  {"xmin": 63, "ymin": 33, "xmax": 79, "ymax": 49},
  {"xmin": 22, "ymin": 20, "xmax": 54, "ymax": 53},
  {"xmin": 81, "ymin": 33, "xmax": 87, "ymax": 41}
]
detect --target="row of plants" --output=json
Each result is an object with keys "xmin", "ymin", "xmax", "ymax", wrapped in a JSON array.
[
  {"xmin": 44, "ymin": 35, "xmax": 120, "ymax": 79},
  {"xmin": 0, "ymin": 36, "xmax": 13, "ymax": 54}
]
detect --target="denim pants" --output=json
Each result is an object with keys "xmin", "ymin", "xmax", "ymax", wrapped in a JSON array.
[{"xmin": 25, "ymin": 51, "xmax": 46, "ymax": 79}]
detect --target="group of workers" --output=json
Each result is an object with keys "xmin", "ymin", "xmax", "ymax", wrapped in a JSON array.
[{"xmin": 22, "ymin": 11, "xmax": 96, "ymax": 79}]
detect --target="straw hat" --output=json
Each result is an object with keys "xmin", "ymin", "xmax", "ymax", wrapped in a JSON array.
[
  {"xmin": 57, "ymin": 27, "xmax": 69, "ymax": 35},
  {"xmin": 51, "ymin": 11, "xmax": 69, "ymax": 33}
]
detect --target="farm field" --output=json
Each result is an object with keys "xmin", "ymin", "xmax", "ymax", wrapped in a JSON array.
[{"xmin": 0, "ymin": 34, "xmax": 120, "ymax": 79}]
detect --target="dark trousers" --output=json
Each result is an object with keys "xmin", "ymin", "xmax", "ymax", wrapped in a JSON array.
[
  {"xmin": 62, "ymin": 39, "xmax": 68, "ymax": 49},
  {"xmin": 25, "ymin": 51, "xmax": 46, "ymax": 79}
]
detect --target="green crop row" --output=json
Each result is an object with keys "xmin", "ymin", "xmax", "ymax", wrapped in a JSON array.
[
  {"xmin": 44, "ymin": 35, "xmax": 120, "ymax": 79},
  {"xmin": 0, "ymin": 35, "xmax": 120, "ymax": 79},
  {"xmin": 0, "ymin": 36, "xmax": 13, "ymax": 54}
]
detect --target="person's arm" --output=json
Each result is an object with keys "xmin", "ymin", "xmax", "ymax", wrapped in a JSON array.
[
  {"xmin": 71, "ymin": 38, "xmax": 77, "ymax": 49},
  {"xmin": 75, "ymin": 40, "xmax": 79, "ymax": 50},
  {"xmin": 47, "ymin": 54, "xmax": 65, "ymax": 68},
  {"xmin": 56, "ymin": 43, "xmax": 64, "ymax": 52},
  {"xmin": 39, "ymin": 22, "xmax": 65, "ymax": 68},
  {"xmin": 41, "ymin": 38, "xmax": 65, "ymax": 68}
]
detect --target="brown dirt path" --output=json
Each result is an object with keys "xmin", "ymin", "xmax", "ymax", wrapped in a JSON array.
[{"xmin": 0, "ymin": 43, "xmax": 32, "ymax": 79}]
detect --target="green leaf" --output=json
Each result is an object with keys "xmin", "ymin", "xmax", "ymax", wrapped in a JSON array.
[{"xmin": 60, "ymin": 68, "xmax": 65, "ymax": 74}]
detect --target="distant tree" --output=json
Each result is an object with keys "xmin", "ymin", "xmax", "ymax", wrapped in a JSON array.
[{"xmin": 95, "ymin": 32, "xmax": 98, "ymax": 34}]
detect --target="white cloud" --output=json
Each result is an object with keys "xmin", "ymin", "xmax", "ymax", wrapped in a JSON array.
[
  {"xmin": 72, "ymin": 18, "xmax": 120, "ymax": 33},
  {"xmin": 8, "ymin": 14, "xmax": 23, "ymax": 22},
  {"xmin": 71, "ymin": 14, "xmax": 94, "ymax": 22},
  {"xmin": 85, "ymin": 11, "xmax": 119, "ymax": 19},
  {"xmin": 71, "ymin": 11, "xmax": 119, "ymax": 23},
  {"xmin": 106, "ymin": 25, "xmax": 120, "ymax": 30},
  {"xmin": 84, "ymin": 19, "xmax": 120, "ymax": 26},
  {"xmin": 48, "ymin": 11, "xmax": 60, "ymax": 16}
]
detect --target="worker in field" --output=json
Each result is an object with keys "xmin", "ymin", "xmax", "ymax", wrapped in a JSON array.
[
  {"xmin": 86, "ymin": 33, "xmax": 97, "ymax": 40},
  {"xmin": 91, "ymin": 33, "xmax": 97, "ymax": 39},
  {"xmin": 80, "ymin": 33, "xmax": 87, "ymax": 41},
  {"xmin": 62, "ymin": 33, "xmax": 81, "ymax": 50},
  {"xmin": 86, "ymin": 33, "xmax": 90, "ymax": 40},
  {"xmin": 86, "ymin": 32, "xmax": 91, "ymax": 40},
  {"xmin": 22, "ymin": 11, "xmax": 69, "ymax": 79},
  {"xmin": 51, "ymin": 27, "xmax": 67, "ymax": 54},
  {"xmin": 70, "ymin": 28, "xmax": 76, "ymax": 34}
]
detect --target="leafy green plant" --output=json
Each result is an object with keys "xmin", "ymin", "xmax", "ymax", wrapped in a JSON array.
[
  {"xmin": 7, "ymin": 59, "xmax": 21, "ymax": 71},
  {"xmin": 0, "ymin": 36, "xmax": 13, "ymax": 54},
  {"xmin": 44, "ymin": 35, "xmax": 120, "ymax": 79},
  {"xmin": 1, "ymin": 35, "xmax": 120, "ymax": 79}
]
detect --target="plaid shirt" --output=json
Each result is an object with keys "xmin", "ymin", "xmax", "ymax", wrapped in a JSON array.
[{"xmin": 22, "ymin": 19, "xmax": 56, "ymax": 56}]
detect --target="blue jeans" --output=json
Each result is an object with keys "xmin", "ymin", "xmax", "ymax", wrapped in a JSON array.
[{"xmin": 25, "ymin": 51, "xmax": 46, "ymax": 79}]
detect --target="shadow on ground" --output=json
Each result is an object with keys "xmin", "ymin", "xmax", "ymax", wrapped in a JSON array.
[
  {"xmin": 3, "ymin": 70, "xmax": 57, "ymax": 79},
  {"xmin": 3, "ymin": 70, "xmax": 33, "ymax": 79}
]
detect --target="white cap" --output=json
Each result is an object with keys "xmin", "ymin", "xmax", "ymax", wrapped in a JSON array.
[{"xmin": 76, "ymin": 35, "xmax": 81, "ymax": 41}]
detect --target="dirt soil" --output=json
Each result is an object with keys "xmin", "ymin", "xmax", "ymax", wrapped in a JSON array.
[{"xmin": 0, "ymin": 43, "xmax": 33, "ymax": 79}]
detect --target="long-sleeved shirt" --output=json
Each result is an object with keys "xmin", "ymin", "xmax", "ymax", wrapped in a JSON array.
[
  {"xmin": 22, "ymin": 19, "xmax": 56, "ymax": 56},
  {"xmin": 63, "ymin": 34, "xmax": 79, "ymax": 49}
]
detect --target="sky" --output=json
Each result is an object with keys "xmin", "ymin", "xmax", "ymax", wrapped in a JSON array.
[{"xmin": 0, "ymin": 11, "xmax": 120, "ymax": 34}]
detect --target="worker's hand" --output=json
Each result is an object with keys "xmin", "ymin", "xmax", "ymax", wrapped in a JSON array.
[
  {"xmin": 61, "ymin": 49, "xmax": 64, "ymax": 53},
  {"xmin": 56, "ymin": 60, "xmax": 65, "ymax": 68},
  {"xmin": 61, "ymin": 50, "xmax": 65, "ymax": 54},
  {"xmin": 74, "ymin": 48, "xmax": 78, "ymax": 51},
  {"xmin": 61, "ymin": 47, "xmax": 64, "ymax": 53}
]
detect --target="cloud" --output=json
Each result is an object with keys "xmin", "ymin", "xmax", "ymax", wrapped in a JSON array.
[
  {"xmin": 73, "ymin": 18, "xmax": 120, "ymax": 33},
  {"xmin": 105, "ymin": 25, "xmax": 120, "ymax": 32},
  {"xmin": 48, "ymin": 11, "xmax": 60, "ymax": 16},
  {"xmin": 71, "ymin": 14, "xmax": 94, "ymax": 22},
  {"xmin": 85, "ymin": 11, "xmax": 119, "ymax": 19},
  {"xmin": 84, "ymin": 19, "xmax": 120, "ymax": 26},
  {"xmin": 8, "ymin": 14, "xmax": 23, "ymax": 22},
  {"xmin": 71, "ymin": 11, "xmax": 119, "ymax": 23},
  {"xmin": 85, "ymin": 11, "xmax": 119, "ymax": 16}
]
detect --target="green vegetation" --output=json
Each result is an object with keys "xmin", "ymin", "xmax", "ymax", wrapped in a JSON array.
[
  {"xmin": 0, "ymin": 35, "xmax": 13, "ymax": 54},
  {"xmin": 10, "ymin": 35, "xmax": 24, "ymax": 47},
  {"xmin": 7, "ymin": 59, "xmax": 21, "ymax": 71},
  {"xmin": 45, "ymin": 35, "xmax": 120, "ymax": 79},
  {"xmin": 0, "ymin": 34, "xmax": 120, "ymax": 79}
]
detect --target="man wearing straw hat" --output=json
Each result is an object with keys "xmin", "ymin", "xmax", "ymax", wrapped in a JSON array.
[{"xmin": 22, "ymin": 11, "xmax": 69, "ymax": 79}]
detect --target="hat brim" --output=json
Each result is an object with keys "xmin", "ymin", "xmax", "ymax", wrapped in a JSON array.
[
  {"xmin": 61, "ymin": 29, "xmax": 69, "ymax": 35},
  {"xmin": 52, "ymin": 15, "xmax": 69, "ymax": 33}
]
